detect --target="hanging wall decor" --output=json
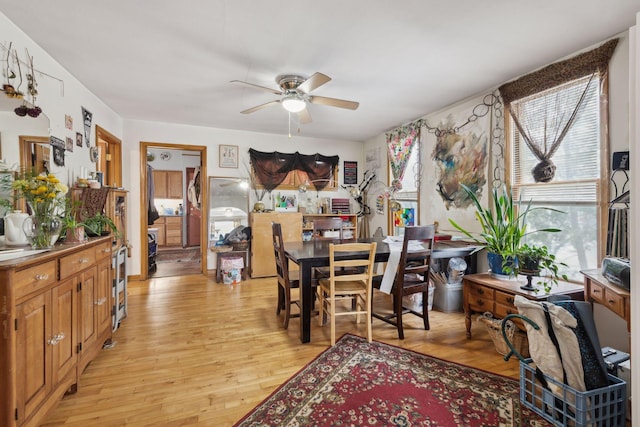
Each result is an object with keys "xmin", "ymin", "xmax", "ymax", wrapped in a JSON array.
[
  {"xmin": 65, "ymin": 137, "xmax": 73, "ymax": 152},
  {"xmin": 90, "ymin": 147, "xmax": 99, "ymax": 163},
  {"xmin": 343, "ymin": 161, "xmax": 357, "ymax": 185},
  {"xmin": 52, "ymin": 146, "xmax": 65, "ymax": 167},
  {"xmin": 82, "ymin": 106, "xmax": 93, "ymax": 147},
  {"xmin": 499, "ymin": 39, "xmax": 618, "ymax": 183},
  {"xmin": 249, "ymin": 148, "xmax": 339, "ymax": 192},
  {"xmin": 219, "ymin": 144, "xmax": 238, "ymax": 168},
  {"xmin": 386, "ymin": 121, "xmax": 420, "ymax": 191},
  {"xmin": 75, "ymin": 132, "xmax": 83, "ymax": 147}
]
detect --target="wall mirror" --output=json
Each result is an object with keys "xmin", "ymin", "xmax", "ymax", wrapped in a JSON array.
[
  {"xmin": 0, "ymin": 96, "xmax": 50, "ymax": 219},
  {"xmin": 208, "ymin": 176, "xmax": 249, "ymax": 248}
]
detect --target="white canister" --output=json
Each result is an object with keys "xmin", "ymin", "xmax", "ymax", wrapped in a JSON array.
[{"xmin": 4, "ymin": 210, "xmax": 30, "ymax": 246}]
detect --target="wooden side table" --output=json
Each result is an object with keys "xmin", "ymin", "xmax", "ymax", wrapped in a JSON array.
[
  {"xmin": 581, "ymin": 269, "xmax": 630, "ymax": 332},
  {"xmin": 216, "ymin": 250, "xmax": 248, "ymax": 283},
  {"xmin": 463, "ymin": 273, "xmax": 585, "ymax": 338}
]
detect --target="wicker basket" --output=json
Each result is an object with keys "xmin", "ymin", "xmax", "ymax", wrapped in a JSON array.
[
  {"xmin": 231, "ymin": 240, "xmax": 249, "ymax": 251},
  {"xmin": 478, "ymin": 313, "xmax": 530, "ymax": 358}
]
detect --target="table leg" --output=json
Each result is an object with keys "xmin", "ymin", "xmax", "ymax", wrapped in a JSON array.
[
  {"xmin": 299, "ymin": 261, "xmax": 313, "ymax": 344},
  {"xmin": 465, "ymin": 307, "xmax": 472, "ymax": 338}
]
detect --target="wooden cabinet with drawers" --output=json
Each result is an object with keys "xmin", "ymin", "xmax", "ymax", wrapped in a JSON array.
[
  {"xmin": 462, "ymin": 273, "xmax": 584, "ymax": 339},
  {"xmin": 582, "ymin": 269, "xmax": 630, "ymax": 331},
  {"xmin": 0, "ymin": 236, "xmax": 112, "ymax": 427},
  {"xmin": 154, "ymin": 216, "xmax": 183, "ymax": 247}
]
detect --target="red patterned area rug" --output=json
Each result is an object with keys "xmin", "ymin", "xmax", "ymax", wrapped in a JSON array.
[{"xmin": 234, "ymin": 334, "xmax": 551, "ymax": 426}]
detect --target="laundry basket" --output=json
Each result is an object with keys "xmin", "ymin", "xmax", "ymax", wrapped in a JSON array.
[
  {"xmin": 478, "ymin": 313, "xmax": 529, "ymax": 359},
  {"xmin": 520, "ymin": 358, "xmax": 626, "ymax": 426},
  {"xmin": 502, "ymin": 313, "xmax": 626, "ymax": 426}
]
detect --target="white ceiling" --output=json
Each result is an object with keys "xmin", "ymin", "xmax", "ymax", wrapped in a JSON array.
[{"xmin": 2, "ymin": 1, "xmax": 639, "ymax": 142}]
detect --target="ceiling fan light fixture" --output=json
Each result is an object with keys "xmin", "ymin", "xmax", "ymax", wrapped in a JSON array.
[{"xmin": 281, "ymin": 94, "xmax": 306, "ymax": 113}]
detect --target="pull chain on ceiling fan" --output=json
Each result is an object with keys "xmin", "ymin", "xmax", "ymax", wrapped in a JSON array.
[{"xmin": 231, "ymin": 72, "xmax": 359, "ymax": 125}]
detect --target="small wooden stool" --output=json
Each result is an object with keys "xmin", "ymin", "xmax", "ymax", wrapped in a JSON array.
[{"xmin": 216, "ymin": 250, "xmax": 248, "ymax": 283}]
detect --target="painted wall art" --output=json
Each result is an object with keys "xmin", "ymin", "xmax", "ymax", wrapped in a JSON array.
[{"xmin": 421, "ymin": 95, "xmax": 495, "ymax": 233}]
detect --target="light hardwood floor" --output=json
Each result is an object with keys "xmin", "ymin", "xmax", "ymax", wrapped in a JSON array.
[{"xmin": 42, "ymin": 274, "xmax": 522, "ymax": 426}]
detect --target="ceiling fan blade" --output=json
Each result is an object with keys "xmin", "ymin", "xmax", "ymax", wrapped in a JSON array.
[
  {"xmin": 297, "ymin": 108, "xmax": 312, "ymax": 124},
  {"xmin": 309, "ymin": 96, "xmax": 359, "ymax": 110},
  {"xmin": 240, "ymin": 100, "xmax": 281, "ymax": 114},
  {"xmin": 297, "ymin": 72, "xmax": 331, "ymax": 94},
  {"xmin": 230, "ymin": 80, "xmax": 282, "ymax": 95}
]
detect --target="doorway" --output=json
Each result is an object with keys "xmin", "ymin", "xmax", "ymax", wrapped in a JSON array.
[
  {"xmin": 140, "ymin": 142, "xmax": 207, "ymax": 280},
  {"xmin": 186, "ymin": 167, "xmax": 201, "ymax": 247}
]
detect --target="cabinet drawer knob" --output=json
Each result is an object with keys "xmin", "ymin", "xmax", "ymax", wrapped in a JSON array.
[
  {"xmin": 54, "ymin": 333, "xmax": 65, "ymax": 341},
  {"xmin": 476, "ymin": 299, "xmax": 484, "ymax": 306},
  {"xmin": 35, "ymin": 273, "xmax": 49, "ymax": 281},
  {"xmin": 102, "ymin": 248, "xmax": 111, "ymax": 253},
  {"xmin": 477, "ymin": 289, "xmax": 484, "ymax": 295},
  {"xmin": 78, "ymin": 258, "xmax": 89, "ymax": 264},
  {"xmin": 95, "ymin": 297, "xmax": 107, "ymax": 306}
]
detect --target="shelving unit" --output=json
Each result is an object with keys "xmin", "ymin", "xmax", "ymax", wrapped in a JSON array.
[
  {"xmin": 302, "ymin": 213, "xmax": 358, "ymax": 240},
  {"xmin": 112, "ymin": 246, "xmax": 128, "ymax": 332}
]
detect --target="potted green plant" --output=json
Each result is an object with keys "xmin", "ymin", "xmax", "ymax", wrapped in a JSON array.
[
  {"xmin": 59, "ymin": 199, "xmax": 97, "ymax": 243},
  {"xmin": 448, "ymin": 184, "xmax": 562, "ymax": 276},
  {"xmin": 509, "ymin": 243, "xmax": 568, "ymax": 292},
  {"xmin": 84, "ymin": 212, "xmax": 120, "ymax": 238}
]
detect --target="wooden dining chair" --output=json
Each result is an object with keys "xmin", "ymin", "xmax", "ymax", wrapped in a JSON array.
[
  {"xmin": 317, "ymin": 242, "xmax": 377, "ymax": 345},
  {"xmin": 372, "ymin": 225, "xmax": 436, "ymax": 339},
  {"xmin": 272, "ymin": 222, "xmax": 300, "ymax": 329}
]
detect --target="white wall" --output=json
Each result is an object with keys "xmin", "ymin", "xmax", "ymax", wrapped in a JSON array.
[
  {"xmin": 629, "ymin": 12, "xmax": 639, "ymax": 416},
  {"xmin": 0, "ymin": 12, "xmax": 123, "ymax": 186},
  {"xmin": 123, "ymin": 119, "xmax": 364, "ymax": 276}
]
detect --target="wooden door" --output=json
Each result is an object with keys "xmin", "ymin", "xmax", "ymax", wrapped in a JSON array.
[
  {"xmin": 51, "ymin": 278, "xmax": 77, "ymax": 386},
  {"xmin": 79, "ymin": 266, "xmax": 98, "ymax": 356},
  {"xmin": 16, "ymin": 291, "xmax": 51, "ymax": 423},
  {"xmin": 96, "ymin": 258, "xmax": 112, "ymax": 336},
  {"xmin": 186, "ymin": 167, "xmax": 201, "ymax": 247}
]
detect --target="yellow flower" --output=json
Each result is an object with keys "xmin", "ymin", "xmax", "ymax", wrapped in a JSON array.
[
  {"xmin": 13, "ymin": 172, "xmax": 67, "ymax": 217},
  {"xmin": 55, "ymin": 183, "xmax": 69, "ymax": 194}
]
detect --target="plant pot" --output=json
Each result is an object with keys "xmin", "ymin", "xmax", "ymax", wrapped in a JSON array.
[
  {"xmin": 65, "ymin": 226, "xmax": 86, "ymax": 244},
  {"xmin": 520, "ymin": 258, "xmax": 540, "ymax": 275},
  {"xmin": 487, "ymin": 252, "xmax": 517, "ymax": 277}
]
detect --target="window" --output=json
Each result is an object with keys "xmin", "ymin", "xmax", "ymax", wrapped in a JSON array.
[
  {"xmin": 510, "ymin": 75, "xmax": 604, "ymax": 281},
  {"xmin": 389, "ymin": 142, "xmax": 420, "ymax": 236}
]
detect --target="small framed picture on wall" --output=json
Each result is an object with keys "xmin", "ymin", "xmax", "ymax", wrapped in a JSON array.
[{"xmin": 219, "ymin": 144, "xmax": 239, "ymax": 168}]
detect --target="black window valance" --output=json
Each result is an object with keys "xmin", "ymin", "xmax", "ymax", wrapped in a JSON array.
[{"xmin": 249, "ymin": 148, "xmax": 339, "ymax": 192}]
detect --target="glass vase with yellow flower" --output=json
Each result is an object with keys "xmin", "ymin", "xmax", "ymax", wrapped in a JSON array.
[{"xmin": 12, "ymin": 171, "xmax": 68, "ymax": 249}]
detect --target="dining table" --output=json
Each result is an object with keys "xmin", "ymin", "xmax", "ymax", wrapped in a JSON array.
[{"xmin": 284, "ymin": 237, "xmax": 483, "ymax": 343}]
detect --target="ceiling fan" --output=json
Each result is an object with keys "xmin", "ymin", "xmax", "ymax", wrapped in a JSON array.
[{"xmin": 231, "ymin": 72, "xmax": 359, "ymax": 124}]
